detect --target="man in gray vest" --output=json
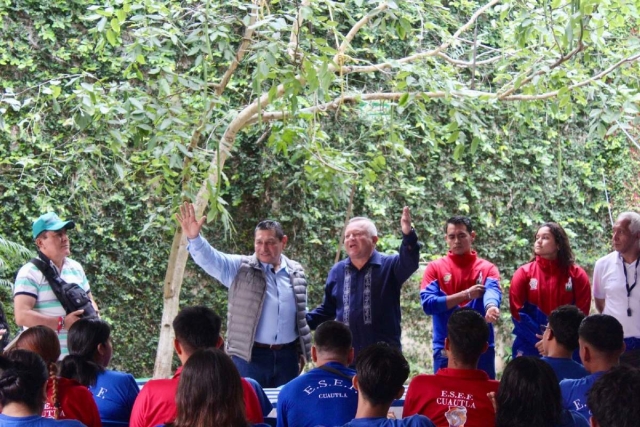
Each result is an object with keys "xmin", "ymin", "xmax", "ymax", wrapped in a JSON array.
[{"xmin": 177, "ymin": 202, "xmax": 311, "ymax": 388}]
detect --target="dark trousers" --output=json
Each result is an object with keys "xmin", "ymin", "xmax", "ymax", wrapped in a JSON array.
[{"xmin": 232, "ymin": 344, "xmax": 299, "ymax": 388}]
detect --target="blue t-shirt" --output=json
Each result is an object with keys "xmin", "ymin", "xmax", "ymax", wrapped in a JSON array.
[
  {"xmin": 277, "ymin": 362, "xmax": 358, "ymax": 427},
  {"xmin": 89, "ymin": 369, "xmax": 139, "ymax": 427},
  {"xmin": 560, "ymin": 371, "xmax": 605, "ymax": 420},
  {"xmin": 244, "ymin": 377, "xmax": 273, "ymax": 417},
  {"xmin": 340, "ymin": 415, "xmax": 435, "ymax": 427},
  {"xmin": 541, "ymin": 357, "xmax": 588, "ymax": 382},
  {"xmin": 557, "ymin": 409, "xmax": 589, "ymax": 427},
  {"xmin": 0, "ymin": 414, "xmax": 86, "ymax": 427}
]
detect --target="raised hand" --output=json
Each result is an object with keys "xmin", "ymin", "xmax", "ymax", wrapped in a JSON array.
[
  {"xmin": 401, "ymin": 206, "xmax": 412, "ymax": 235},
  {"xmin": 176, "ymin": 202, "xmax": 206, "ymax": 240}
]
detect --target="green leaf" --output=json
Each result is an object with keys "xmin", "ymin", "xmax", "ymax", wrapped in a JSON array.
[{"xmin": 106, "ymin": 30, "xmax": 117, "ymax": 46}]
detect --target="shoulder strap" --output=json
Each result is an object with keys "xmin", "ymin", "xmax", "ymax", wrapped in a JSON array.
[
  {"xmin": 30, "ymin": 258, "xmax": 73, "ymax": 315},
  {"xmin": 317, "ymin": 364, "xmax": 354, "ymax": 380}
]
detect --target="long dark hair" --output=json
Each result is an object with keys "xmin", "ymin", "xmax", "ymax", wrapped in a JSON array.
[
  {"xmin": 495, "ymin": 357, "xmax": 563, "ymax": 427},
  {"xmin": 532, "ymin": 222, "xmax": 575, "ymax": 272},
  {"xmin": 0, "ymin": 350, "xmax": 48, "ymax": 413},
  {"xmin": 14, "ymin": 325, "xmax": 61, "ymax": 418},
  {"xmin": 59, "ymin": 318, "xmax": 110, "ymax": 387},
  {"xmin": 166, "ymin": 348, "xmax": 250, "ymax": 427}
]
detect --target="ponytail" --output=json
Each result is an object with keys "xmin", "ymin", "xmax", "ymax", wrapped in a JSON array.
[
  {"xmin": 59, "ymin": 354, "xmax": 103, "ymax": 387},
  {"xmin": 47, "ymin": 361, "xmax": 60, "ymax": 419}
]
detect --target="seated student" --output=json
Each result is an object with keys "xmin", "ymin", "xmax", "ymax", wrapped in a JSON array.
[
  {"xmin": 14, "ymin": 326, "xmax": 102, "ymax": 427},
  {"xmin": 495, "ymin": 357, "xmax": 588, "ymax": 427},
  {"xmin": 587, "ymin": 365, "xmax": 640, "ymax": 427},
  {"xmin": 0, "ymin": 349, "xmax": 85, "ymax": 427},
  {"xmin": 540, "ymin": 305, "xmax": 588, "ymax": 381},
  {"xmin": 403, "ymin": 308, "xmax": 499, "ymax": 427},
  {"xmin": 162, "ymin": 348, "xmax": 269, "ymax": 427},
  {"xmin": 129, "ymin": 306, "xmax": 262, "ymax": 427},
  {"xmin": 340, "ymin": 343, "xmax": 435, "ymax": 427},
  {"xmin": 560, "ymin": 314, "xmax": 625, "ymax": 421},
  {"xmin": 277, "ymin": 321, "xmax": 358, "ymax": 427},
  {"xmin": 59, "ymin": 318, "xmax": 139, "ymax": 427}
]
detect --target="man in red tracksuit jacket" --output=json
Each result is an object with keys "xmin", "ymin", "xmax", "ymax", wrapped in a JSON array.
[{"xmin": 420, "ymin": 216, "xmax": 502, "ymax": 379}]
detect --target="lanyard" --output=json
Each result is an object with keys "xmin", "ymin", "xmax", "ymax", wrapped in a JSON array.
[{"xmin": 622, "ymin": 257, "xmax": 640, "ymax": 316}]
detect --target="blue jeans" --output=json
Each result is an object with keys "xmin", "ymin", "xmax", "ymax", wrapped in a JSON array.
[
  {"xmin": 433, "ymin": 346, "xmax": 496, "ymax": 379},
  {"xmin": 232, "ymin": 344, "xmax": 299, "ymax": 388}
]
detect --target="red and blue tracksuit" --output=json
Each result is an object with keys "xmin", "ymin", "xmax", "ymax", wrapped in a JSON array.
[
  {"xmin": 420, "ymin": 251, "xmax": 502, "ymax": 379},
  {"xmin": 509, "ymin": 256, "xmax": 591, "ymax": 358}
]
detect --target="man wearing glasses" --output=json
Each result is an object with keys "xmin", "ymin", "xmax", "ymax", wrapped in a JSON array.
[{"xmin": 177, "ymin": 202, "xmax": 311, "ymax": 388}]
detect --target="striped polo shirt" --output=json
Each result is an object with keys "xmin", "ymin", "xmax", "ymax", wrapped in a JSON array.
[{"xmin": 13, "ymin": 257, "xmax": 90, "ymax": 356}]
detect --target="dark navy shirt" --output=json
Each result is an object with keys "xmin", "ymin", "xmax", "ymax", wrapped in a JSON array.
[{"xmin": 307, "ymin": 230, "xmax": 420, "ymax": 355}]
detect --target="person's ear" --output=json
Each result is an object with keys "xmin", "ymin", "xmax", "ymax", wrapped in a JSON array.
[
  {"xmin": 372, "ymin": 236, "xmax": 379, "ymax": 245},
  {"xmin": 470, "ymin": 231, "xmax": 476, "ymax": 241},
  {"xmin": 347, "ymin": 348, "xmax": 355, "ymax": 366},
  {"xmin": 590, "ymin": 416, "xmax": 599, "ymax": 427},
  {"xmin": 173, "ymin": 338, "xmax": 183, "ymax": 355},
  {"xmin": 281, "ymin": 235, "xmax": 288, "ymax": 247},
  {"xmin": 546, "ymin": 329, "xmax": 554, "ymax": 341},
  {"xmin": 311, "ymin": 346, "xmax": 318, "ymax": 363},
  {"xmin": 481, "ymin": 342, "xmax": 489, "ymax": 354},
  {"xmin": 352, "ymin": 375, "xmax": 359, "ymax": 391},
  {"xmin": 215, "ymin": 336, "xmax": 224, "ymax": 349},
  {"xmin": 444, "ymin": 338, "xmax": 451, "ymax": 352},
  {"xmin": 97, "ymin": 342, "xmax": 106, "ymax": 356}
]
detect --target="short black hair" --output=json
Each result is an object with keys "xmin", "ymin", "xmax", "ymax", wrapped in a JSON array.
[
  {"xmin": 173, "ymin": 306, "xmax": 222, "ymax": 354},
  {"xmin": 579, "ymin": 314, "xmax": 624, "ymax": 355},
  {"xmin": 314, "ymin": 321, "xmax": 352, "ymax": 357},
  {"xmin": 445, "ymin": 216, "xmax": 473, "ymax": 234},
  {"xmin": 587, "ymin": 365, "xmax": 640, "ymax": 427},
  {"xmin": 447, "ymin": 308, "xmax": 488, "ymax": 365},
  {"xmin": 496, "ymin": 357, "xmax": 562, "ymax": 427},
  {"xmin": 548, "ymin": 305, "xmax": 585, "ymax": 352},
  {"xmin": 255, "ymin": 220, "xmax": 285, "ymax": 240},
  {"xmin": 355, "ymin": 343, "xmax": 409, "ymax": 407}
]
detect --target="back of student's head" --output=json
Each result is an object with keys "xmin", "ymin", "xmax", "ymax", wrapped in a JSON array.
[
  {"xmin": 59, "ymin": 318, "xmax": 111, "ymax": 386},
  {"xmin": 355, "ymin": 343, "xmax": 409, "ymax": 407},
  {"xmin": 14, "ymin": 325, "xmax": 60, "ymax": 364},
  {"xmin": 548, "ymin": 305, "xmax": 585, "ymax": 352},
  {"xmin": 496, "ymin": 357, "xmax": 562, "ymax": 427},
  {"xmin": 314, "ymin": 321, "xmax": 352, "ymax": 359},
  {"xmin": 168, "ymin": 348, "xmax": 249, "ymax": 427},
  {"xmin": 0, "ymin": 350, "xmax": 48, "ymax": 413},
  {"xmin": 172, "ymin": 306, "xmax": 222, "ymax": 354},
  {"xmin": 579, "ymin": 314, "xmax": 624, "ymax": 355},
  {"xmin": 447, "ymin": 308, "xmax": 488, "ymax": 364},
  {"xmin": 587, "ymin": 365, "xmax": 640, "ymax": 427},
  {"xmin": 14, "ymin": 326, "xmax": 65, "ymax": 418}
]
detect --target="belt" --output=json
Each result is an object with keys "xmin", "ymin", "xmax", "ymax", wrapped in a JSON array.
[{"xmin": 253, "ymin": 340, "xmax": 296, "ymax": 350}]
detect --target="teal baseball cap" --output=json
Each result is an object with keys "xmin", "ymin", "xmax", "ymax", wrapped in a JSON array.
[{"xmin": 32, "ymin": 212, "xmax": 75, "ymax": 239}]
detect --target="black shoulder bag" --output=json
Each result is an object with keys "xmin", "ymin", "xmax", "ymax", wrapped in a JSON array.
[{"xmin": 30, "ymin": 254, "xmax": 97, "ymax": 319}]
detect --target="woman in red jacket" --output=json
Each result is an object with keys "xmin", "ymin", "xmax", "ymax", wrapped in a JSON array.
[{"xmin": 509, "ymin": 222, "xmax": 591, "ymax": 358}]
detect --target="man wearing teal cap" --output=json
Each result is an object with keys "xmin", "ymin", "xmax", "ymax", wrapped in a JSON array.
[{"xmin": 13, "ymin": 212, "xmax": 99, "ymax": 356}]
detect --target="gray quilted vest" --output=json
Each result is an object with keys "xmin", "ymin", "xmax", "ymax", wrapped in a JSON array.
[{"xmin": 226, "ymin": 254, "xmax": 312, "ymax": 363}]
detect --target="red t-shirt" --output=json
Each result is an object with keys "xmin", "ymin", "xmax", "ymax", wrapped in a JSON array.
[
  {"xmin": 403, "ymin": 368, "xmax": 499, "ymax": 427},
  {"xmin": 129, "ymin": 367, "xmax": 263, "ymax": 427},
  {"xmin": 509, "ymin": 256, "xmax": 591, "ymax": 320},
  {"xmin": 44, "ymin": 376, "xmax": 102, "ymax": 427}
]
